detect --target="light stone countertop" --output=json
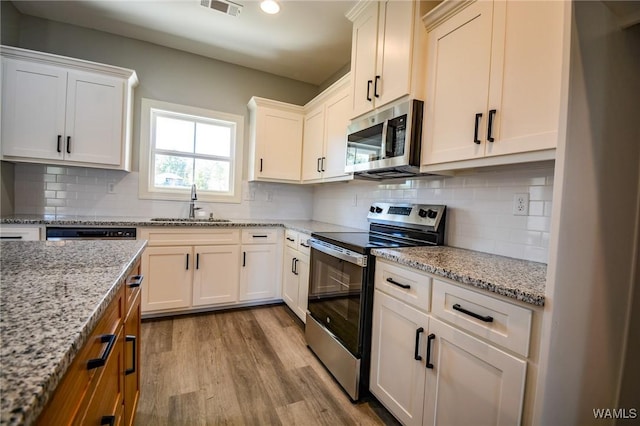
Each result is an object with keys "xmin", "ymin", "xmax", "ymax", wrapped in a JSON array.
[
  {"xmin": 372, "ymin": 246, "xmax": 546, "ymax": 306},
  {"xmin": 0, "ymin": 240, "xmax": 147, "ymax": 426},
  {"xmin": 0, "ymin": 216, "xmax": 366, "ymax": 235}
]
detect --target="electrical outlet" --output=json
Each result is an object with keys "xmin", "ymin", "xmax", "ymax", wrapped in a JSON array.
[
  {"xmin": 513, "ymin": 193, "xmax": 529, "ymax": 216},
  {"xmin": 266, "ymin": 191, "xmax": 273, "ymax": 202},
  {"xmin": 244, "ymin": 189, "xmax": 255, "ymax": 201},
  {"xmin": 107, "ymin": 182, "xmax": 116, "ymax": 194}
]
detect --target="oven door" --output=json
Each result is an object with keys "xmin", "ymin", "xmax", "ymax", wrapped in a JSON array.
[{"xmin": 308, "ymin": 239, "xmax": 368, "ymax": 356}]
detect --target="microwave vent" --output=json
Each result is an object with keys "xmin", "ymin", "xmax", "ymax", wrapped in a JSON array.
[{"xmin": 200, "ymin": 0, "xmax": 243, "ymax": 16}]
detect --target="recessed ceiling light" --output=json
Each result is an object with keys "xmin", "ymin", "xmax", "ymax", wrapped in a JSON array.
[{"xmin": 260, "ymin": 0, "xmax": 280, "ymax": 14}]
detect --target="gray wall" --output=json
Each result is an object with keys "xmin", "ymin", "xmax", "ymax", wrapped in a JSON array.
[
  {"xmin": 536, "ymin": 2, "xmax": 640, "ymax": 424},
  {"xmin": 1, "ymin": 8, "xmax": 320, "ymax": 176}
]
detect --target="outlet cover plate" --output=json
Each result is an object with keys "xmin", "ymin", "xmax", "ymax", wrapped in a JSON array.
[{"xmin": 513, "ymin": 193, "xmax": 529, "ymax": 216}]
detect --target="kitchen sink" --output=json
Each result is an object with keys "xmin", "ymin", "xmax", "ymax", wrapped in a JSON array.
[{"xmin": 149, "ymin": 217, "xmax": 231, "ymax": 223}]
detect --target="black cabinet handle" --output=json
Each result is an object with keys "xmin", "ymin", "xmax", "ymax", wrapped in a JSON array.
[
  {"xmin": 260, "ymin": 158, "xmax": 263, "ymax": 172},
  {"xmin": 294, "ymin": 258, "xmax": 299, "ymax": 275},
  {"xmin": 300, "ymin": 242, "xmax": 309, "ymax": 248},
  {"xmin": 414, "ymin": 327, "xmax": 424, "ymax": 361},
  {"xmin": 321, "ymin": 157, "xmax": 326, "ymax": 172},
  {"xmin": 317, "ymin": 157, "xmax": 321, "ymax": 173},
  {"xmin": 386, "ymin": 277, "xmax": 410, "ymax": 289},
  {"xmin": 57, "ymin": 135, "xmax": 62, "ymax": 153},
  {"xmin": 426, "ymin": 333, "xmax": 435, "ymax": 369},
  {"xmin": 374, "ymin": 75, "xmax": 380, "ymax": 98},
  {"xmin": 242, "ymin": 251, "xmax": 246, "ymax": 267},
  {"xmin": 101, "ymin": 416, "xmax": 116, "ymax": 426},
  {"xmin": 87, "ymin": 334, "xmax": 117, "ymax": 370},
  {"xmin": 286, "ymin": 237, "xmax": 295, "ymax": 242},
  {"xmin": 0, "ymin": 236, "xmax": 22, "ymax": 240},
  {"xmin": 186, "ymin": 253, "xmax": 189, "ymax": 270},
  {"xmin": 291, "ymin": 257, "xmax": 296, "ymax": 274},
  {"xmin": 66, "ymin": 136, "xmax": 71, "ymax": 154},
  {"xmin": 252, "ymin": 235, "xmax": 268, "ymax": 238},
  {"xmin": 127, "ymin": 274, "xmax": 143, "ymax": 288},
  {"xmin": 487, "ymin": 109, "xmax": 497, "ymax": 142},
  {"xmin": 196, "ymin": 253, "xmax": 200, "ymax": 269},
  {"xmin": 125, "ymin": 335, "xmax": 136, "ymax": 375},
  {"xmin": 453, "ymin": 303, "xmax": 494, "ymax": 322},
  {"xmin": 474, "ymin": 113, "xmax": 483, "ymax": 144},
  {"xmin": 366, "ymin": 80, "xmax": 373, "ymax": 101}
]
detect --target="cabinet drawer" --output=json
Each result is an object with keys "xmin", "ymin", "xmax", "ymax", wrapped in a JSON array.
[
  {"xmin": 431, "ymin": 279, "xmax": 532, "ymax": 357},
  {"xmin": 374, "ymin": 260, "xmax": 431, "ymax": 312},
  {"xmin": 140, "ymin": 228, "xmax": 240, "ymax": 246},
  {"xmin": 297, "ymin": 233, "xmax": 311, "ymax": 255},
  {"xmin": 37, "ymin": 287, "xmax": 124, "ymax": 425},
  {"xmin": 241, "ymin": 229, "xmax": 279, "ymax": 244},
  {"xmin": 285, "ymin": 229, "xmax": 298, "ymax": 249},
  {"xmin": 124, "ymin": 261, "xmax": 142, "ymax": 318},
  {"xmin": 0, "ymin": 225, "xmax": 41, "ymax": 241}
]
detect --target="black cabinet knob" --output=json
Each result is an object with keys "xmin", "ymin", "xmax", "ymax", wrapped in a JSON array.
[
  {"xmin": 427, "ymin": 209, "xmax": 438, "ymax": 219},
  {"xmin": 375, "ymin": 207, "xmax": 383, "ymax": 213},
  {"xmin": 370, "ymin": 206, "xmax": 376, "ymax": 213},
  {"xmin": 418, "ymin": 209, "xmax": 427, "ymax": 218}
]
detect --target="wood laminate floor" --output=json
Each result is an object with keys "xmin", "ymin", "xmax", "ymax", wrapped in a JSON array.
[{"xmin": 135, "ymin": 304, "xmax": 400, "ymax": 426}]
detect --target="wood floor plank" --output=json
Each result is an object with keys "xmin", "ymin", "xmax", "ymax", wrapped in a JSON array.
[{"xmin": 136, "ymin": 305, "xmax": 397, "ymax": 426}]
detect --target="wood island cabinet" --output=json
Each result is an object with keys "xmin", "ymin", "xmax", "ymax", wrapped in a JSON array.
[{"xmin": 37, "ymin": 260, "xmax": 142, "ymax": 426}]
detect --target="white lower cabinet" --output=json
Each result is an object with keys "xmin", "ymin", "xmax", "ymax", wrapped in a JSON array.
[
  {"xmin": 140, "ymin": 228, "xmax": 281, "ymax": 316},
  {"xmin": 281, "ymin": 230, "xmax": 311, "ymax": 321},
  {"xmin": 370, "ymin": 260, "xmax": 530, "ymax": 426}
]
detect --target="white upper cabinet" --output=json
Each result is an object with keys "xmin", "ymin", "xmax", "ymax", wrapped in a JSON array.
[
  {"xmin": 422, "ymin": 0, "xmax": 567, "ymax": 168},
  {"xmin": 347, "ymin": 0, "xmax": 426, "ymax": 119},
  {"xmin": 247, "ymin": 97, "xmax": 304, "ymax": 183},
  {"xmin": 301, "ymin": 75, "xmax": 352, "ymax": 183},
  {"xmin": 1, "ymin": 46, "xmax": 137, "ymax": 171}
]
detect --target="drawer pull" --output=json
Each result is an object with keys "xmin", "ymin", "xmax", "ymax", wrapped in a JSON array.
[
  {"xmin": 252, "ymin": 234, "xmax": 269, "ymax": 238},
  {"xmin": 101, "ymin": 415, "xmax": 116, "ymax": 426},
  {"xmin": 426, "ymin": 333, "xmax": 435, "ymax": 369},
  {"xmin": 0, "ymin": 236, "xmax": 22, "ymax": 240},
  {"xmin": 286, "ymin": 237, "xmax": 295, "ymax": 242},
  {"xmin": 125, "ymin": 335, "xmax": 137, "ymax": 375},
  {"xmin": 386, "ymin": 277, "xmax": 410, "ymax": 289},
  {"xmin": 300, "ymin": 242, "xmax": 309, "ymax": 248},
  {"xmin": 127, "ymin": 274, "xmax": 143, "ymax": 288},
  {"xmin": 473, "ymin": 113, "xmax": 483, "ymax": 144},
  {"xmin": 87, "ymin": 334, "xmax": 117, "ymax": 370},
  {"xmin": 414, "ymin": 327, "xmax": 424, "ymax": 361},
  {"xmin": 453, "ymin": 303, "xmax": 494, "ymax": 323}
]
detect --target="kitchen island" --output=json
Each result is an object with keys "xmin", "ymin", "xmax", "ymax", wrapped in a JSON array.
[{"xmin": 0, "ymin": 239, "xmax": 147, "ymax": 426}]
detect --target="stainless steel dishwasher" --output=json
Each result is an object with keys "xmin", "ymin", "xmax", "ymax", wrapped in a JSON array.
[{"xmin": 45, "ymin": 227, "xmax": 137, "ymax": 240}]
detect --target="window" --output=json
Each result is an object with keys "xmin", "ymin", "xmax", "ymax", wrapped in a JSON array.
[{"xmin": 140, "ymin": 99, "xmax": 243, "ymax": 203}]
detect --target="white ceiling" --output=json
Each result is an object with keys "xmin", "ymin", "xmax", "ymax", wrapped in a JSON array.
[{"xmin": 11, "ymin": 0, "xmax": 357, "ymax": 85}]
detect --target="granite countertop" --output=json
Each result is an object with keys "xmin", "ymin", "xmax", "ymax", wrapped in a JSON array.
[
  {"xmin": 0, "ymin": 240, "xmax": 147, "ymax": 426},
  {"xmin": 0, "ymin": 216, "xmax": 365, "ymax": 235},
  {"xmin": 372, "ymin": 246, "xmax": 546, "ymax": 306}
]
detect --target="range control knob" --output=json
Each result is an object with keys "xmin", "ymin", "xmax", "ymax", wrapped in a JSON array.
[
  {"xmin": 369, "ymin": 205, "xmax": 376, "ymax": 213},
  {"xmin": 427, "ymin": 209, "xmax": 438, "ymax": 219},
  {"xmin": 375, "ymin": 206, "xmax": 383, "ymax": 213},
  {"xmin": 418, "ymin": 208, "xmax": 428, "ymax": 218}
]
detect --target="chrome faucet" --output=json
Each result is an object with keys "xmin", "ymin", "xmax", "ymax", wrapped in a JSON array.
[{"xmin": 189, "ymin": 184, "xmax": 200, "ymax": 219}]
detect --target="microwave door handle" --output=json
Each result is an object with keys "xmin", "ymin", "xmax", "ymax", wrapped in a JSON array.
[{"xmin": 380, "ymin": 120, "xmax": 389, "ymax": 160}]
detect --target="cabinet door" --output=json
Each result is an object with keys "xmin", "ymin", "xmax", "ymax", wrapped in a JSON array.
[
  {"xmin": 64, "ymin": 70, "xmax": 124, "ymax": 166},
  {"xmin": 301, "ymin": 105, "xmax": 325, "ymax": 181},
  {"xmin": 192, "ymin": 245, "xmax": 240, "ymax": 306},
  {"xmin": 239, "ymin": 244, "xmax": 277, "ymax": 301},
  {"xmin": 423, "ymin": 1, "xmax": 494, "ymax": 165},
  {"xmin": 370, "ymin": 290, "xmax": 428, "ymax": 426},
  {"xmin": 123, "ymin": 294, "xmax": 141, "ymax": 426},
  {"xmin": 295, "ymin": 253, "xmax": 310, "ymax": 323},
  {"xmin": 256, "ymin": 107, "xmax": 303, "ymax": 181},
  {"xmin": 423, "ymin": 317, "xmax": 527, "ymax": 426},
  {"xmin": 322, "ymin": 86, "xmax": 351, "ymax": 179},
  {"xmin": 350, "ymin": 1, "xmax": 379, "ymax": 118},
  {"xmin": 484, "ymin": 0, "xmax": 565, "ymax": 157},
  {"xmin": 376, "ymin": 0, "xmax": 415, "ymax": 107},
  {"xmin": 141, "ymin": 246, "xmax": 193, "ymax": 312},
  {"xmin": 1, "ymin": 59, "xmax": 67, "ymax": 161},
  {"xmin": 282, "ymin": 246, "xmax": 299, "ymax": 313}
]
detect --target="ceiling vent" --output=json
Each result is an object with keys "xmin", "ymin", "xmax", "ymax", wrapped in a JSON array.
[{"xmin": 200, "ymin": 0, "xmax": 243, "ymax": 17}]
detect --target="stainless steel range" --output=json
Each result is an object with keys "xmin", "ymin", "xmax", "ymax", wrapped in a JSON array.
[{"xmin": 306, "ymin": 202, "xmax": 446, "ymax": 401}]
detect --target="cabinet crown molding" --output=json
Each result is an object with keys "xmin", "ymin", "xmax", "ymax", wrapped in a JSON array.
[
  {"xmin": 346, "ymin": 0, "xmax": 376, "ymax": 22},
  {"xmin": 0, "ymin": 45, "xmax": 138, "ymax": 86},
  {"xmin": 422, "ymin": 0, "xmax": 475, "ymax": 32},
  {"xmin": 304, "ymin": 72, "xmax": 351, "ymax": 112},
  {"xmin": 247, "ymin": 96, "xmax": 304, "ymax": 114}
]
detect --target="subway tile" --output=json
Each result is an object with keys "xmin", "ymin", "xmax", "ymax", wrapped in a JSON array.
[
  {"xmin": 46, "ymin": 182, "xmax": 66, "ymax": 191},
  {"xmin": 46, "ymin": 166, "xmax": 66, "ymax": 175},
  {"xmin": 523, "ymin": 246, "xmax": 548, "ymax": 263},
  {"xmin": 544, "ymin": 201, "xmax": 553, "ymax": 217},
  {"xmin": 42, "ymin": 174, "xmax": 57, "ymax": 183},
  {"xmin": 527, "ymin": 216, "xmax": 551, "ymax": 232},
  {"xmin": 494, "ymin": 242, "xmax": 525, "ymax": 259},
  {"xmin": 46, "ymin": 198, "xmax": 66, "ymax": 207},
  {"xmin": 77, "ymin": 176, "xmax": 98, "ymax": 185},
  {"xmin": 529, "ymin": 185, "xmax": 554, "ymax": 201},
  {"xmin": 56, "ymin": 191, "xmax": 76, "ymax": 200},
  {"xmin": 57, "ymin": 174, "xmax": 78, "ymax": 184},
  {"xmin": 473, "ymin": 187, "xmax": 501, "ymax": 201},
  {"xmin": 509, "ymin": 229, "xmax": 542, "ymax": 245},
  {"xmin": 65, "ymin": 167, "xmax": 88, "ymax": 176},
  {"xmin": 529, "ymin": 201, "xmax": 545, "ymax": 216},
  {"xmin": 403, "ymin": 189, "xmax": 418, "ymax": 200},
  {"xmin": 44, "ymin": 190, "xmax": 56, "ymax": 199}
]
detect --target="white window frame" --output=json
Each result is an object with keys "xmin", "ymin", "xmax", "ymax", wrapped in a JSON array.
[{"xmin": 139, "ymin": 98, "xmax": 244, "ymax": 203}]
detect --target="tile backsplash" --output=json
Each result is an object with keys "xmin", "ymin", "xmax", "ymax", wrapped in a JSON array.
[
  {"xmin": 312, "ymin": 164, "xmax": 555, "ymax": 263},
  {"xmin": 12, "ymin": 163, "xmax": 313, "ymax": 220},
  {"xmin": 11, "ymin": 162, "xmax": 554, "ymax": 263}
]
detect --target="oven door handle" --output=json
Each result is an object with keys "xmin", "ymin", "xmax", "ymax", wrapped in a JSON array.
[{"xmin": 309, "ymin": 239, "xmax": 367, "ymax": 267}]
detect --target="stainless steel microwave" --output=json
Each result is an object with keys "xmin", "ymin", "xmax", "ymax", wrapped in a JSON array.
[{"xmin": 345, "ymin": 99, "xmax": 424, "ymax": 179}]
